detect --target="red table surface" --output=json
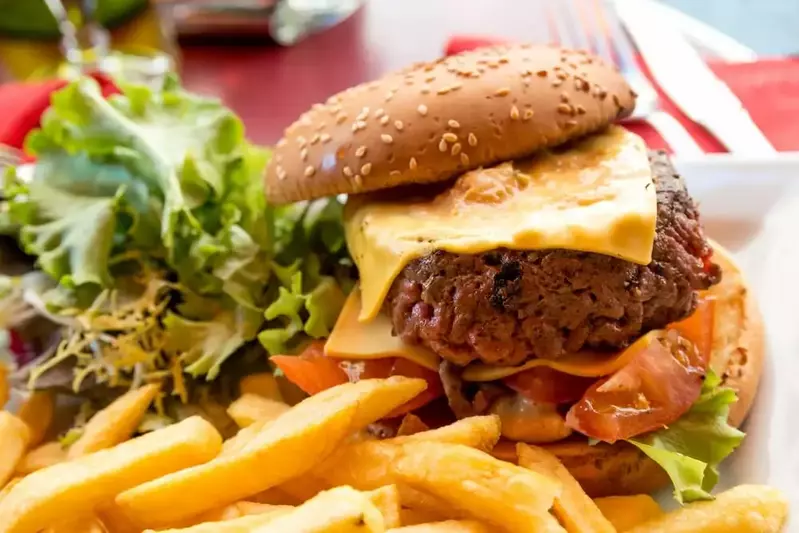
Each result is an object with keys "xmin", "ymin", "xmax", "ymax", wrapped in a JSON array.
[{"xmin": 181, "ymin": 2, "xmax": 799, "ymax": 152}]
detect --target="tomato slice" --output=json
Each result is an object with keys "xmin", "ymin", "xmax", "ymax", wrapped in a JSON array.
[
  {"xmin": 503, "ymin": 366, "xmax": 595, "ymax": 404},
  {"xmin": 271, "ymin": 342, "xmax": 443, "ymax": 418},
  {"xmin": 565, "ymin": 329, "xmax": 706, "ymax": 443},
  {"xmin": 671, "ymin": 294, "xmax": 715, "ymax": 367},
  {"xmin": 270, "ymin": 341, "xmax": 348, "ymax": 395}
]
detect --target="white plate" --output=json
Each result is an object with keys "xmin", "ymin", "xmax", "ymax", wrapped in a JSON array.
[{"xmin": 667, "ymin": 154, "xmax": 799, "ymax": 521}]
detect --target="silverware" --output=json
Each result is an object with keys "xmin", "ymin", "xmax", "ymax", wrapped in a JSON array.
[
  {"xmin": 613, "ymin": 0, "xmax": 775, "ymax": 155},
  {"xmin": 0, "ymin": 144, "xmax": 22, "ymax": 172},
  {"xmin": 545, "ymin": 0, "xmax": 704, "ymax": 157}
]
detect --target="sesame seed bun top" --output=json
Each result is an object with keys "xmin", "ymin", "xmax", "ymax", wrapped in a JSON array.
[{"xmin": 264, "ymin": 44, "xmax": 637, "ymax": 205}]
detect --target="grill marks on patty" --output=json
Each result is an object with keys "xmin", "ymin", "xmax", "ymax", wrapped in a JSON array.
[{"xmin": 385, "ymin": 151, "xmax": 721, "ymax": 367}]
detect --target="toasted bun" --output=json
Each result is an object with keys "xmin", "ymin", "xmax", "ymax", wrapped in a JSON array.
[
  {"xmin": 264, "ymin": 44, "xmax": 636, "ymax": 205},
  {"xmin": 492, "ymin": 241, "xmax": 765, "ymax": 497}
]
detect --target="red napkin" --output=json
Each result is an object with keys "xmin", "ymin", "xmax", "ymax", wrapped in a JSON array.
[
  {"xmin": 446, "ymin": 36, "xmax": 799, "ymax": 153},
  {"xmin": 0, "ymin": 73, "xmax": 119, "ymax": 150}
]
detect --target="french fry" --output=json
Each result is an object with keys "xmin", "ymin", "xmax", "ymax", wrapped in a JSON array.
[
  {"xmin": 0, "ymin": 362, "xmax": 8, "ymax": 408},
  {"xmin": 0, "ymin": 477, "xmax": 22, "ymax": 503},
  {"xmin": 368, "ymin": 485, "xmax": 402, "ymax": 529},
  {"xmin": 148, "ymin": 510, "xmax": 292, "ymax": 533},
  {"xmin": 399, "ymin": 507, "xmax": 448, "ymax": 527},
  {"xmin": 387, "ymin": 521, "xmax": 491, "ymax": 532},
  {"xmin": 398, "ymin": 415, "xmax": 500, "ymax": 451},
  {"xmin": 250, "ymin": 486, "xmax": 384, "ymax": 533},
  {"xmin": 227, "ymin": 394, "xmax": 290, "ymax": 428},
  {"xmin": 396, "ymin": 414, "xmax": 430, "ymax": 436},
  {"xmin": 17, "ymin": 391, "xmax": 54, "ymax": 448},
  {"xmin": 68, "ymin": 383, "xmax": 160, "ymax": 458},
  {"xmin": 116, "ymin": 377, "xmax": 427, "ymax": 528},
  {"xmin": 517, "ymin": 443, "xmax": 615, "ymax": 533},
  {"xmin": 240, "ymin": 373, "xmax": 284, "ymax": 402},
  {"xmin": 235, "ymin": 502, "xmax": 293, "ymax": 517},
  {"xmin": 594, "ymin": 495, "xmax": 663, "ymax": 532},
  {"xmin": 394, "ymin": 442, "xmax": 564, "ymax": 533},
  {"xmin": 97, "ymin": 504, "xmax": 141, "ymax": 533},
  {"xmin": 0, "ymin": 412, "xmax": 30, "ymax": 486},
  {"xmin": 250, "ymin": 487, "xmax": 304, "ymax": 506},
  {"xmin": 15, "ymin": 441, "xmax": 66, "ymax": 475},
  {"xmin": 626, "ymin": 485, "xmax": 788, "ymax": 533},
  {"xmin": 45, "ymin": 515, "xmax": 107, "ymax": 533},
  {"xmin": 0, "ymin": 416, "xmax": 222, "ymax": 533},
  {"xmin": 278, "ymin": 475, "xmax": 330, "ymax": 502},
  {"xmin": 313, "ymin": 416, "xmax": 502, "ymax": 512}
]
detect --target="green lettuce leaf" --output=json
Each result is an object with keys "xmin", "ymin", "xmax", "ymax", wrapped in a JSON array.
[{"xmin": 629, "ymin": 370, "xmax": 745, "ymax": 503}]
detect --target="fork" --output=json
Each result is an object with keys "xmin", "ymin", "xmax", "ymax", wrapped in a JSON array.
[
  {"xmin": 546, "ymin": 0, "xmax": 704, "ymax": 157},
  {"xmin": 0, "ymin": 144, "xmax": 22, "ymax": 172}
]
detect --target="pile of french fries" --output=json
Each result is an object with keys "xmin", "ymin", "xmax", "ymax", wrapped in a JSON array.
[{"xmin": 0, "ymin": 371, "xmax": 789, "ymax": 533}]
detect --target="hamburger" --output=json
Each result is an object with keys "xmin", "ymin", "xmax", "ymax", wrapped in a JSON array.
[{"xmin": 263, "ymin": 44, "xmax": 764, "ymax": 498}]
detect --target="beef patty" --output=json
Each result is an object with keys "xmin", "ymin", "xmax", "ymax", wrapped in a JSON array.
[{"xmin": 385, "ymin": 151, "xmax": 721, "ymax": 367}]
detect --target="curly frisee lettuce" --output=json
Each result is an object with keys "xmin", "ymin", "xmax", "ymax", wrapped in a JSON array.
[{"xmin": 1, "ymin": 76, "xmax": 352, "ymax": 401}]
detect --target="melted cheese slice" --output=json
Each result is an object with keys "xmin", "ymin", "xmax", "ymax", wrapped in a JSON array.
[
  {"xmin": 461, "ymin": 346, "xmax": 640, "ymax": 382},
  {"xmin": 326, "ymin": 285, "xmax": 638, "ymax": 381},
  {"xmin": 325, "ymin": 287, "xmax": 441, "ymax": 372},
  {"xmin": 346, "ymin": 126, "xmax": 657, "ymax": 321}
]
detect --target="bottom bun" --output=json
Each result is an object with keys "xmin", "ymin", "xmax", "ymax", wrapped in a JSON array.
[{"xmin": 491, "ymin": 240, "xmax": 765, "ymax": 497}]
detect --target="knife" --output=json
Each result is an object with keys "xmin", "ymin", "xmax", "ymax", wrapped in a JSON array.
[{"xmin": 612, "ymin": 0, "xmax": 776, "ymax": 155}]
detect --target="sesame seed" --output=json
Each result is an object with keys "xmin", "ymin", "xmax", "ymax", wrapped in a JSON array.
[
  {"xmin": 297, "ymin": 135, "xmax": 307, "ymax": 146},
  {"xmin": 351, "ymin": 123, "xmax": 359, "ymax": 132},
  {"xmin": 451, "ymin": 143, "xmax": 462, "ymax": 156},
  {"xmin": 468, "ymin": 133, "xmax": 478, "ymax": 146},
  {"xmin": 425, "ymin": 75, "xmax": 436, "ymax": 83},
  {"xmin": 575, "ymin": 105, "xmax": 586, "ymax": 115},
  {"xmin": 569, "ymin": 62, "xmax": 578, "ymax": 70},
  {"xmin": 300, "ymin": 148, "xmax": 308, "ymax": 161},
  {"xmin": 385, "ymin": 91, "xmax": 394, "ymax": 102},
  {"xmin": 374, "ymin": 108, "xmax": 385, "ymax": 118},
  {"xmin": 566, "ymin": 120, "xmax": 578, "ymax": 128},
  {"xmin": 390, "ymin": 170, "xmax": 402, "ymax": 177},
  {"xmin": 536, "ymin": 70, "xmax": 548, "ymax": 77},
  {"xmin": 381, "ymin": 134, "xmax": 394, "ymax": 144},
  {"xmin": 510, "ymin": 105, "xmax": 520, "ymax": 120},
  {"xmin": 613, "ymin": 94, "xmax": 622, "ymax": 107},
  {"xmin": 437, "ymin": 87, "xmax": 451, "ymax": 95},
  {"xmin": 321, "ymin": 133, "xmax": 332, "ymax": 143},
  {"xmin": 277, "ymin": 139, "xmax": 287, "ymax": 148},
  {"xmin": 417, "ymin": 104, "xmax": 429, "ymax": 116},
  {"xmin": 336, "ymin": 113, "xmax": 347, "ymax": 124},
  {"xmin": 442, "ymin": 132, "xmax": 458, "ymax": 143},
  {"xmin": 498, "ymin": 56, "xmax": 509, "ymax": 64},
  {"xmin": 557, "ymin": 103, "xmax": 573, "ymax": 115},
  {"xmin": 405, "ymin": 79, "xmax": 415, "ymax": 86},
  {"xmin": 487, "ymin": 61, "xmax": 499, "ymax": 69},
  {"xmin": 450, "ymin": 83, "xmax": 462, "ymax": 91},
  {"xmin": 310, "ymin": 133, "xmax": 321, "ymax": 145},
  {"xmin": 495, "ymin": 87, "xmax": 510, "ymax": 97},
  {"xmin": 439, "ymin": 139, "xmax": 448, "ymax": 152},
  {"xmin": 380, "ymin": 115, "xmax": 390, "ymax": 125},
  {"xmin": 276, "ymin": 166, "xmax": 286, "ymax": 180},
  {"xmin": 361, "ymin": 163, "xmax": 372, "ymax": 176},
  {"xmin": 276, "ymin": 154, "xmax": 283, "ymax": 163},
  {"xmin": 460, "ymin": 153, "xmax": 470, "ymax": 166},
  {"xmin": 552, "ymin": 80, "xmax": 563, "ymax": 88},
  {"xmin": 355, "ymin": 146, "xmax": 367, "ymax": 157},
  {"xmin": 524, "ymin": 109, "xmax": 535, "ymax": 120},
  {"xmin": 447, "ymin": 119, "xmax": 461, "ymax": 129},
  {"xmin": 421, "ymin": 86, "xmax": 431, "ymax": 94},
  {"xmin": 409, "ymin": 157, "xmax": 418, "ymax": 170},
  {"xmin": 354, "ymin": 174, "xmax": 363, "ymax": 187},
  {"xmin": 556, "ymin": 71, "xmax": 568, "ymax": 80},
  {"xmin": 304, "ymin": 166, "xmax": 315, "ymax": 177},
  {"xmin": 560, "ymin": 93, "xmax": 570, "ymax": 103},
  {"xmin": 394, "ymin": 120, "xmax": 404, "ymax": 131},
  {"xmin": 343, "ymin": 166, "xmax": 353, "ymax": 177}
]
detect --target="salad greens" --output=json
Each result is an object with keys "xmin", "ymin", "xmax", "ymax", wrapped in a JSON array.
[
  {"xmin": 629, "ymin": 370, "xmax": 745, "ymax": 503},
  {"xmin": 1, "ymin": 75, "xmax": 352, "ymax": 397}
]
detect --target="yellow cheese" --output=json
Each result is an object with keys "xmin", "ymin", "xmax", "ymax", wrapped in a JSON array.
[
  {"xmin": 324, "ymin": 286, "xmax": 441, "ymax": 371},
  {"xmin": 325, "ymin": 285, "xmax": 636, "ymax": 381},
  {"xmin": 461, "ymin": 345, "xmax": 640, "ymax": 382},
  {"xmin": 345, "ymin": 126, "xmax": 657, "ymax": 321}
]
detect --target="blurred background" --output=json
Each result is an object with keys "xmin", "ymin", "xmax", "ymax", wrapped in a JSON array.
[{"xmin": 0, "ymin": 0, "xmax": 796, "ymax": 145}]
